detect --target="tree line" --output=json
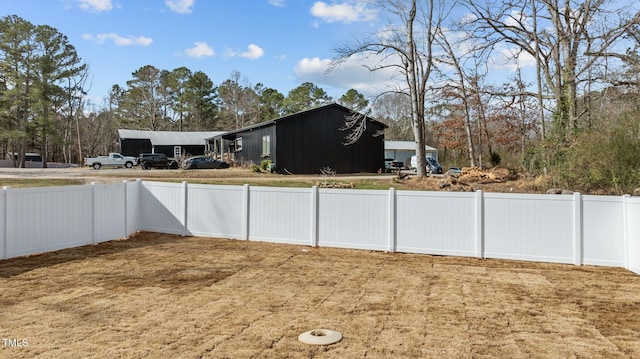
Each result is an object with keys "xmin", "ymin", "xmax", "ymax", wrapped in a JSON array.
[
  {"xmin": 0, "ymin": 15, "xmax": 370, "ymax": 167},
  {"xmin": 331, "ymin": 0, "xmax": 640, "ymax": 192}
]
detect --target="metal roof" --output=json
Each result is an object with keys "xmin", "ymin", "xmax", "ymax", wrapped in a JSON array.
[
  {"xmin": 384, "ymin": 140, "xmax": 436, "ymax": 151},
  {"xmin": 118, "ymin": 129, "xmax": 226, "ymax": 146}
]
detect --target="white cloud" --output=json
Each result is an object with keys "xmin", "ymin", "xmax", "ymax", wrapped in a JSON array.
[
  {"xmin": 491, "ymin": 45, "xmax": 537, "ymax": 71},
  {"xmin": 77, "ymin": 0, "xmax": 113, "ymax": 13},
  {"xmin": 224, "ymin": 49, "xmax": 237, "ymax": 58},
  {"xmin": 239, "ymin": 44, "xmax": 264, "ymax": 60},
  {"xmin": 310, "ymin": 1, "xmax": 377, "ymax": 24},
  {"xmin": 82, "ymin": 33, "xmax": 153, "ymax": 46},
  {"xmin": 225, "ymin": 44, "xmax": 265, "ymax": 60},
  {"xmin": 166, "ymin": 0, "xmax": 194, "ymax": 14},
  {"xmin": 294, "ymin": 54, "xmax": 401, "ymax": 96},
  {"xmin": 268, "ymin": 0, "xmax": 286, "ymax": 7},
  {"xmin": 185, "ymin": 42, "xmax": 215, "ymax": 58}
]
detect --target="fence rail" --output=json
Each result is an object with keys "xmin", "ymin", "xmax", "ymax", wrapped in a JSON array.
[{"xmin": 1, "ymin": 180, "xmax": 638, "ymax": 276}]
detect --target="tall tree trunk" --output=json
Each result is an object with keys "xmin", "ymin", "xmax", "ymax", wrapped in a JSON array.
[{"xmin": 407, "ymin": 0, "xmax": 427, "ymax": 177}]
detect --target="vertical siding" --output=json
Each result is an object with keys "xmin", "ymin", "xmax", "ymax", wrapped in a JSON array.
[
  {"xmin": 318, "ymin": 188, "xmax": 388, "ymax": 250},
  {"xmin": 484, "ymin": 193, "xmax": 574, "ymax": 263},
  {"xmin": 232, "ymin": 126, "xmax": 275, "ymax": 167},
  {"xmin": 5, "ymin": 186, "xmax": 94, "ymax": 257},
  {"xmin": 582, "ymin": 195, "xmax": 625, "ymax": 267},
  {"xmin": 249, "ymin": 186, "xmax": 311, "ymax": 245},
  {"xmin": 396, "ymin": 191, "xmax": 477, "ymax": 256},
  {"xmin": 119, "ymin": 139, "xmax": 151, "ymax": 157},
  {"xmin": 276, "ymin": 106, "xmax": 384, "ymax": 174},
  {"xmin": 187, "ymin": 184, "xmax": 245, "ymax": 239}
]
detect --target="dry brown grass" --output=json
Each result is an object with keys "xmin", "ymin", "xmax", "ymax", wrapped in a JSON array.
[{"xmin": 1, "ymin": 232, "xmax": 639, "ymax": 358}]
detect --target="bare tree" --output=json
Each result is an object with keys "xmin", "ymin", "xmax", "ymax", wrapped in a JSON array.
[
  {"xmin": 371, "ymin": 93, "xmax": 413, "ymax": 141},
  {"xmin": 331, "ymin": 0, "xmax": 446, "ymax": 177},
  {"xmin": 433, "ymin": 25, "xmax": 479, "ymax": 166},
  {"xmin": 462, "ymin": 0, "xmax": 640, "ymax": 140},
  {"xmin": 218, "ymin": 70, "xmax": 259, "ymax": 129}
]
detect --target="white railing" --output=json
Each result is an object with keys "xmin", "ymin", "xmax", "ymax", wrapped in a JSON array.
[{"xmin": 1, "ymin": 180, "xmax": 639, "ymax": 276}]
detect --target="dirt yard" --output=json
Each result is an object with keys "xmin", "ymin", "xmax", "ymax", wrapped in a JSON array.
[{"xmin": 1, "ymin": 232, "xmax": 639, "ymax": 358}]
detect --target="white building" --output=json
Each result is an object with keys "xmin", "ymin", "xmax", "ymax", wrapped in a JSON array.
[{"xmin": 384, "ymin": 140, "xmax": 438, "ymax": 167}]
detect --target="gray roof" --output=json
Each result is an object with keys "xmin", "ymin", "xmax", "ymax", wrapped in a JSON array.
[
  {"xmin": 384, "ymin": 140, "xmax": 436, "ymax": 151},
  {"xmin": 118, "ymin": 129, "xmax": 226, "ymax": 146}
]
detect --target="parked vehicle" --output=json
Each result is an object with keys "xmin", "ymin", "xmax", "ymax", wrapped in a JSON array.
[
  {"xmin": 139, "ymin": 153, "xmax": 170, "ymax": 170},
  {"xmin": 384, "ymin": 158, "xmax": 404, "ymax": 172},
  {"xmin": 410, "ymin": 155, "xmax": 443, "ymax": 174},
  {"xmin": 448, "ymin": 167, "xmax": 462, "ymax": 175},
  {"xmin": 6, "ymin": 152, "xmax": 42, "ymax": 162},
  {"xmin": 183, "ymin": 156, "xmax": 229, "ymax": 169},
  {"xmin": 84, "ymin": 153, "xmax": 138, "ymax": 170}
]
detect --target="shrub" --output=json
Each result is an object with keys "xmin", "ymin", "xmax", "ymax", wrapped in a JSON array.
[
  {"xmin": 260, "ymin": 160, "xmax": 272, "ymax": 171},
  {"xmin": 552, "ymin": 115, "xmax": 640, "ymax": 194},
  {"xmin": 489, "ymin": 151, "xmax": 501, "ymax": 167}
]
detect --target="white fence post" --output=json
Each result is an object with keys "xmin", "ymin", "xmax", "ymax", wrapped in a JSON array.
[
  {"xmin": 311, "ymin": 186, "xmax": 318, "ymax": 247},
  {"xmin": 573, "ymin": 192, "xmax": 583, "ymax": 265},
  {"xmin": 623, "ymin": 194, "xmax": 630, "ymax": 270},
  {"xmin": 182, "ymin": 181, "xmax": 188, "ymax": 236},
  {"xmin": 242, "ymin": 184, "xmax": 250, "ymax": 240},
  {"xmin": 123, "ymin": 180, "xmax": 128, "ymax": 238},
  {"xmin": 2, "ymin": 186, "xmax": 9, "ymax": 259},
  {"xmin": 475, "ymin": 190, "xmax": 484, "ymax": 258},
  {"xmin": 135, "ymin": 179, "xmax": 142, "ymax": 235},
  {"xmin": 91, "ymin": 182, "xmax": 97, "ymax": 245},
  {"xmin": 389, "ymin": 187, "xmax": 396, "ymax": 252}
]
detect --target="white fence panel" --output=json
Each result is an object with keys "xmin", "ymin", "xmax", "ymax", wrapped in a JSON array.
[
  {"xmin": 187, "ymin": 184, "xmax": 245, "ymax": 239},
  {"xmin": 5, "ymin": 185, "xmax": 94, "ymax": 258},
  {"xmin": 249, "ymin": 186, "xmax": 312, "ymax": 245},
  {"xmin": 318, "ymin": 189, "xmax": 389, "ymax": 251},
  {"xmin": 627, "ymin": 197, "xmax": 640, "ymax": 275},
  {"xmin": 126, "ymin": 180, "xmax": 140, "ymax": 236},
  {"xmin": 93, "ymin": 183, "xmax": 127, "ymax": 243},
  {"xmin": 1, "ymin": 179, "xmax": 639, "ymax": 278},
  {"xmin": 582, "ymin": 195, "xmax": 625, "ymax": 267},
  {"xmin": 484, "ymin": 193, "xmax": 574, "ymax": 263},
  {"xmin": 140, "ymin": 181, "xmax": 185, "ymax": 235},
  {"xmin": 396, "ymin": 190, "xmax": 477, "ymax": 256},
  {"xmin": 0, "ymin": 190, "xmax": 5, "ymax": 259}
]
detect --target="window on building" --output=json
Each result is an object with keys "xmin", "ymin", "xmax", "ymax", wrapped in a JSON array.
[
  {"xmin": 262, "ymin": 135, "xmax": 270, "ymax": 157},
  {"xmin": 235, "ymin": 137, "xmax": 242, "ymax": 152}
]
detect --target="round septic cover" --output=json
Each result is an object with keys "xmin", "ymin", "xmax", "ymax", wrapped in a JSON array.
[{"xmin": 298, "ymin": 329, "xmax": 343, "ymax": 345}]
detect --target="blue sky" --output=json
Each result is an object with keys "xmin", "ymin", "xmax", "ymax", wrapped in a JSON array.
[{"xmin": 2, "ymin": 0, "xmax": 393, "ymax": 105}]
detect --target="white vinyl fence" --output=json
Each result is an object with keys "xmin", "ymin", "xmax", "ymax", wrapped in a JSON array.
[
  {"xmin": 1, "ymin": 181, "xmax": 139, "ymax": 259},
  {"xmin": 1, "ymin": 180, "xmax": 639, "ymax": 276}
]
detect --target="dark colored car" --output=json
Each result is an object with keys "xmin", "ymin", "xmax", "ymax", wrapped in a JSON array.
[
  {"xmin": 426, "ymin": 157, "xmax": 443, "ymax": 174},
  {"xmin": 139, "ymin": 153, "xmax": 170, "ymax": 170},
  {"xmin": 384, "ymin": 158, "xmax": 404, "ymax": 172},
  {"xmin": 184, "ymin": 156, "xmax": 230, "ymax": 169}
]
